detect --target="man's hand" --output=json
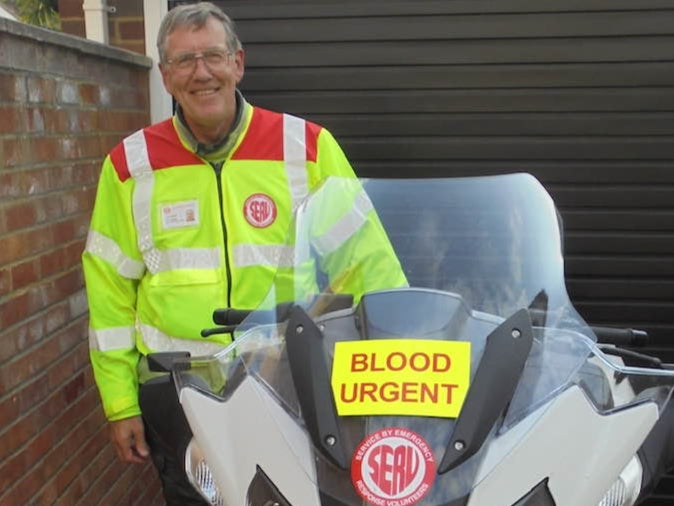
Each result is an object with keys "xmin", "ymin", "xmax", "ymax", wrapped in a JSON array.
[{"xmin": 109, "ymin": 416, "xmax": 150, "ymax": 463}]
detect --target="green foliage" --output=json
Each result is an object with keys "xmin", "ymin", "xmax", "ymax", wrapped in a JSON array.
[{"xmin": 15, "ymin": 0, "xmax": 61, "ymax": 30}]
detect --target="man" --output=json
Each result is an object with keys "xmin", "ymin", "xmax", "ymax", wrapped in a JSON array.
[{"xmin": 82, "ymin": 2, "xmax": 405, "ymax": 504}]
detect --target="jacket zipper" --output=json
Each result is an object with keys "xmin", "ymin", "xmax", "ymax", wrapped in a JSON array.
[{"xmin": 212, "ymin": 161, "xmax": 233, "ymax": 307}]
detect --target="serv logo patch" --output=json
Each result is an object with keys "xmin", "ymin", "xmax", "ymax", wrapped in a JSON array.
[{"xmin": 243, "ymin": 193, "xmax": 277, "ymax": 228}]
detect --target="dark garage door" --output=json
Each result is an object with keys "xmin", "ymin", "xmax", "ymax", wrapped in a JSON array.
[{"xmin": 175, "ymin": 0, "xmax": 674, "ymax": 502}]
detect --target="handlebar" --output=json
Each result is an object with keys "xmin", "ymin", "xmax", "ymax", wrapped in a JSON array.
[{"xmin": 591, "ymin": 326, "xmax": 649, "ymax": 347}]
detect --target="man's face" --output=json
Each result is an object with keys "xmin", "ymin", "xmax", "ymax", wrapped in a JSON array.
[{"xmin": 160, "ymin": 17, "xmax": 244, "ymax": 141}]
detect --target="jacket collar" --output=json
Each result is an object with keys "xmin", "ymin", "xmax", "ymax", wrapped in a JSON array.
[{"xmin": 174, "ymin": 89, "xmax": 250, "ymax": 162}]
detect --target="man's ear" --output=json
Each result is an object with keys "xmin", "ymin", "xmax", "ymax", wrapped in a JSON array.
[
  {"xmin": 159, "ymin": 62, "xmax": 173, "ymax": 94},
  {"xmin": 234, "ymin": 49, "xmax": 245, "ymax": 84}
]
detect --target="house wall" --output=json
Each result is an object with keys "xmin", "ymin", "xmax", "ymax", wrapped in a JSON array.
[{"xmin": 0, "ymin": 18, "xmax": 162, "ymax": 505}]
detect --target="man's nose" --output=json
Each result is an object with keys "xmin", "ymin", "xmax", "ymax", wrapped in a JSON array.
[{"xmin": 192, "ymin": 57, "xmax": 213, "ymax": 76}]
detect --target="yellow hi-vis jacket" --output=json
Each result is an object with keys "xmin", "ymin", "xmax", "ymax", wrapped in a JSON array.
[{"xmin": 82, "ymin": 103, "xmax": 407, "ymax": 421}]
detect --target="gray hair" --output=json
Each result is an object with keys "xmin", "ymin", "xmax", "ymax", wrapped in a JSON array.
[{"xmin": 157, "ymin": 2, "xmax": 242, "ymax": 62}]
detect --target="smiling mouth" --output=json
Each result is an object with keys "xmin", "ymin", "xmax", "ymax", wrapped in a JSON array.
[{"xmin": 192, "ymin": 88, "xmax": 219, "ymax": 96}]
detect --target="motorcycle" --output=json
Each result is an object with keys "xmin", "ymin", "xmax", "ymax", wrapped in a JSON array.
[{"xmin": 149, "ymin": 173, "xmax": 674, "ymax": 506}]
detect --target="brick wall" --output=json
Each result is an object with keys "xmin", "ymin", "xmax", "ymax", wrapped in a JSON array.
[
  {"xmin": 0, "ymin": 18, "xmax": 163, "ymax": 505},
  {"xmin": 58, "ymin": 0, "xmax": 146, "ymax": 55}
]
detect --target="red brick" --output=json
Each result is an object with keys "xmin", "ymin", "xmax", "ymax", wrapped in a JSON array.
[
  {"xmin": 31, "ymin": 137, "xmax": 61, "ymax": 164},
  {"xmin": 0, "ymin": 227, "xmax": 52, "ymax": 265},
  {"xmin": 5, "ymin": 201, "xmax": 38, "ymax": 231},
  {"xmin": 0, "ymin": 291, "xmax": 30, "ymax": 329},
  {"xmin": 52, "ymin": 218, "xmax": 77, "ymax": 243},
  {"xmin": 39, "ymin": 248, "xmax": 66, "ymax": 278},
  {"xmin": 0, "ymin": 73, "xmax": 25, "ymax": 102},
  {"xmin": 0, "ymin": 106, "xmax": 23, "ymax": 134},
  {"xmin": 0, "ymin": 268, "xmax": 9, "ymax": 297},
  {"xmin": 45, "ymin": 340, "xmax": 90, "ymax": 391},
  {"xmin": 78, "ymin": 83, "xmax": 98, "ymax": 105},
  {"xmin": 77, "ymin": 109, "xmax": 99, "ymax": 131},
  {"xmin": 0, "ymin": 73, "xmax": 15, "ymax": 101},
  {"xmin": 10, "ymin": 259, "xmax": 40, "ymax": 291},
  {"xmin": 73, "ymin": 161, "xmax": 101, "ymax": 186},
  {"xmin": 26, "ymin": 76, "xmax": 56, "ymax": 104},
  {"xmin": 3, "ymin": 137, "xmax": 25, "ymax": 168},
  {"xmin": 0, "ymin": 313, "xmax": 45, "ymax": 363},
  {"xmin": 0, "ymin": 173, "xmax": 18, "ymax": 199}
]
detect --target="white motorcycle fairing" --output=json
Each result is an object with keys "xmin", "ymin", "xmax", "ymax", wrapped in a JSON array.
[
  {"xmin": 467, "ymin": 386, "xmax": 658, "ymax": 505},
  {"xmin": 170, "ymin": 175, "xmax": 674, "ymax": 506}
]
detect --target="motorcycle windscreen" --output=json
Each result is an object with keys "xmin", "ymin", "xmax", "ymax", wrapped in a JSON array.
[{"xmin": 175, "ymin": 174, "xmax": 674, "ymax": 505}]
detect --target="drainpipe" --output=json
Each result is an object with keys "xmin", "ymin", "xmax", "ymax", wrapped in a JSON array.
[{"xmin": 82, "ymin": 0, "xmax": 114, "ymax": 44}]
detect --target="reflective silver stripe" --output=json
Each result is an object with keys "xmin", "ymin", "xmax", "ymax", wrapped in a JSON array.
[
  {"xmin": 312, "ymin": 189, "xmax": 374, "ymax": 255},
  {"xmin": 228, "ymin": 116, "xmax": 309, "ymax": 270},
  {"xmin": 232, "ymin": 243, "xmax": 296, "ymax": 268},
  {"xmin": 139, "ymin": 324, "xmax": 226, "ymax": 356},
  {"xmin": 85, "ymin": 230, "xmax": 145, "ymax": 279},
  {"xmin": 89, "ymin": 326, "xmax": 135, "ymax": 351},
  {"xmin": 124, "ymin": 130, "xmax": 159, "ymax": 271},
  {"xmin": 283, "ymin": 114, "xmax": 308, "ymax": 212},
  {"xmin": 151, "ymin": 247, "xmax": 221, "ymax": 272}
]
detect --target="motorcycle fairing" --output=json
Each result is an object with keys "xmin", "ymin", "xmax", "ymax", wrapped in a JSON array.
[
  {"xmin": 180, "ymin": 375, "xmax": 322, "ymax": 505},
  {"xmin": 174, "ymin": 174, "xmax": 674, "ymax": 505},
  {"xmin": 466, "ymin": 386, "xmax": 658, "ymax": 505}
]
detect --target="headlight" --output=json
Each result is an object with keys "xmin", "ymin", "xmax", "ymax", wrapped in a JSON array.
[
  {"xmin": 598, "ymin": 456, "xmax": 643, "ymax": 506},
  {"xmin": 185, "ymin": 439, "xmax": 227, "ymax": 506}
]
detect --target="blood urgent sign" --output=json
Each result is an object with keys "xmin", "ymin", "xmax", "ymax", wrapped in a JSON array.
[{"xmin": 331, "ymin": 339, "xmax": 471, "ymax": 417}]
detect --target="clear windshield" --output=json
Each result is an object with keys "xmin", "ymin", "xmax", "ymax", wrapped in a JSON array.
[{"xmin": 176, "ymin": 174, "xmax": 674, "ymax": 505}]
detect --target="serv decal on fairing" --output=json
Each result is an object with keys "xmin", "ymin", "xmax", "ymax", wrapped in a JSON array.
[
  {"xmin": 331, "ymin": 339, "xmax": 471, "ymax": 417},
  {"xmin": 351, "ymin": 427, "xmax": 436, "ymax": 506}
]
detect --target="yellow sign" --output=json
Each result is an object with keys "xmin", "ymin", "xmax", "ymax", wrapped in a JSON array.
[{"xmin": 331, "ymin": 339, "xmax": 471, "ymax": 418}]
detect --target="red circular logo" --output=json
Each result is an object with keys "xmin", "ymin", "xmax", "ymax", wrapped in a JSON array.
[
  {"xmin": 243, "ymin": 193, "xmax": 277, "ymax": 228},
  {"xmin": 351, "ymin": 428, "xmax": 435, "ymax": 506}
]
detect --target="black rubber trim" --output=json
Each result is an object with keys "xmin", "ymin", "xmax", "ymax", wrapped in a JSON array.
[
  {"xmin": 285, "ymin": 305, "xmax": 348, "ymax": 469},
  {"xmin": 246, "ymin": 465, "xmax": 292, "ymax": 506},
  {"xmin": 439, "ymin": 308, "xmax": 534, "ymax": 473},
  {"xmin": 512, "ymin": 478, "xmax": 556, "ymax": 505}
]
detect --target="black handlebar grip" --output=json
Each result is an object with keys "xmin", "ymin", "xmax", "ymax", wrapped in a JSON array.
[
  {"xmin": 592, "ymin": 326, "xmax": 649, "ymax": 347},
  {"xmin": 212, "ymin": 308, "xmax": 252, "ymax": 326}
]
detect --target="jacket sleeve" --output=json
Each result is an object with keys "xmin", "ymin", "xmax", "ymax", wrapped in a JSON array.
[
  {"xmin": 82, "ymin": 156, "xmax": 145, "ymax": 421},
  {"xmin": 311, "ymin": 129, "xmax": 408, "ymax": 300}
]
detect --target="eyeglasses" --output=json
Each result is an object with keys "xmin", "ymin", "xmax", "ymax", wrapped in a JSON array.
[{"xmin": 165, "ymin": 48, "xmax": 233, "ymax": 72}]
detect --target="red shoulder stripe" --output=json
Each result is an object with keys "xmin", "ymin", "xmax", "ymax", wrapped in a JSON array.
[
  {"xmin": 305, "ymin": 120, "xmax": 320, "ymax": 163},
  {"xmin": 108, "ymin": 120, "xmax": 203, "ymax": 182},
  {"xmin": 109, "ymin": 141, "xmax": 131, "ymax": 182},
  {"xmin": 231, "ymin": 107, "xmax": 284, "ymax": 161},
  {"xmin": 144, "ymin": 120, "xmax": 203, "ymax": 170}
]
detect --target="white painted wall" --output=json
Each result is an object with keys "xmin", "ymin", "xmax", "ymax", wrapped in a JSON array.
[{"xmin": 143, "ymin": 0, "xmax": 173, "ymax": 123}]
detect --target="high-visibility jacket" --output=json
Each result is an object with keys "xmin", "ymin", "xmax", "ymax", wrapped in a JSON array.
[{"xmin": 82, "ymin": 102, "xmax": 406, "ymax": 421}]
